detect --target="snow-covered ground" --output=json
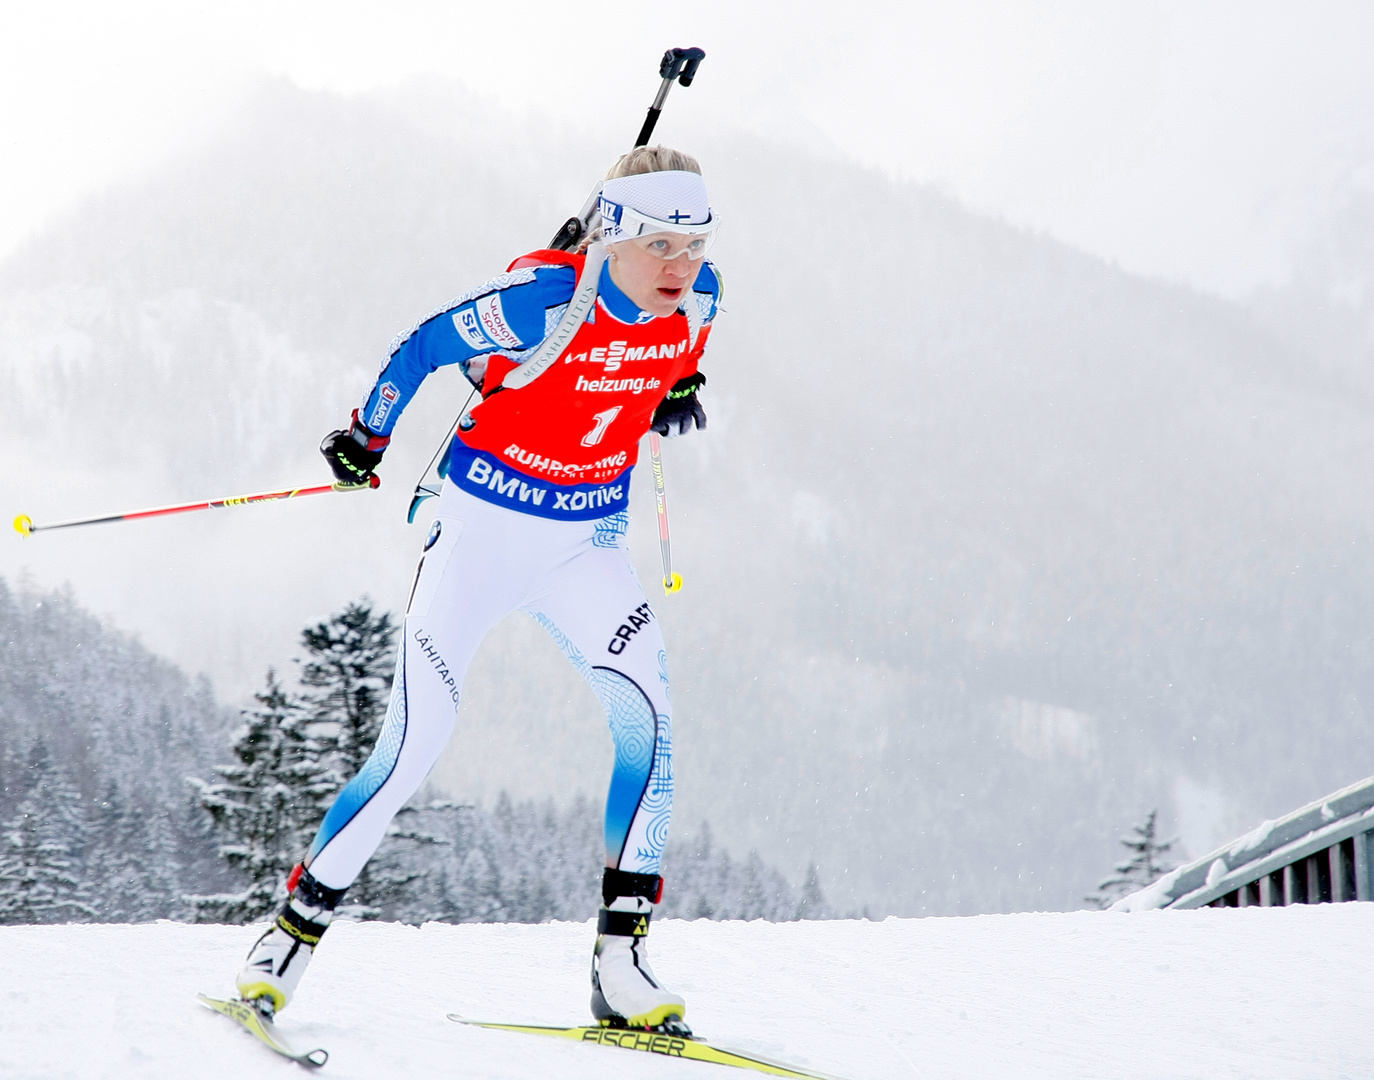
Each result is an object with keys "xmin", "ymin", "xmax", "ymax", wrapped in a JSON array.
[{"xmin": 3, "ymin": 906, "xmax": 1371, "ymax": 1079}]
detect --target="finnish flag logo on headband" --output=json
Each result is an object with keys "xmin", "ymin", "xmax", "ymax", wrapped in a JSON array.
[{"xmin": 599, "ymin": 170, "xmax": 717, "ymax": 243}]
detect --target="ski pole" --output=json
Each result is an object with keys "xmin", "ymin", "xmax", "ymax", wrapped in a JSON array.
[
  {"xmin": 407, "ymin": 385, "xmax": 478, "ymax": 524},
  {"xmin": 548, "ymin": 46, "xmax": 706, "ymax": 251},
  {"xmin": 648, "ymin": 433, "xmax": 683, "ymax": 595},
  {"xmin": 13, "ymin": 476, "xmax": 379, "ymax": 537},
  {"xmin": 547, "ymin": 48, "xmax": 704, "ymax": 597},
  {"xmin": 635, "ymin": 48, "xmax": 703, "ymax": 597},
  {"xmin": 635, "ymin": 46, "xmax": 706, "ymax": 147}
]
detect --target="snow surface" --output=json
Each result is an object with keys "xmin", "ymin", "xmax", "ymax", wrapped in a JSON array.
[{"xmin": 4, "ymin": 907, "xmax": 1373, "ymax": 1079}]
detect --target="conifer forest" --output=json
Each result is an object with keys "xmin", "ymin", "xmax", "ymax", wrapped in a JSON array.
[{"xmin": 0, "ymin": 578, "xmax": 829, "ymax": 925}]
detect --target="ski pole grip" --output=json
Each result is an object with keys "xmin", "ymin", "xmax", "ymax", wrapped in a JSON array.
[
  {"xmin": 658, "ymin": 47, "xmax": 705, "ymax": 85},
  {"xmin": 677, "ymin": 47, "xmax": 705, "ymax": 86},
  {"xmin": 638, "ymin": 48, "xmax": 705, "ymax": 147}
]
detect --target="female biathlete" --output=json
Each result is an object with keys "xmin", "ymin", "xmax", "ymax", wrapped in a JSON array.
[{"xmin": 232, "ymin": 147, "xmax": 721, "ymax": 1035}]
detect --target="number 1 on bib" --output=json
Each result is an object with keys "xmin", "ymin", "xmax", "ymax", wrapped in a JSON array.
[{"xmin": 581, "ymin": 407, "xmax": 623, "ymax": 447}]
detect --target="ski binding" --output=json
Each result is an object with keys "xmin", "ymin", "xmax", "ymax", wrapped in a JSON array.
[{"xmin": 197, "ymin": 993, "xmax": 328, "ymax": 1068}]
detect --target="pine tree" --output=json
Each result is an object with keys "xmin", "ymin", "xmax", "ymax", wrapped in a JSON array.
[
  {"xmin": 88, "ymin": 781, "xmax": 139, "ymax": 921},
  {"xmin": 186, "ymin": 670, "xmax": 335, "ymax": 923},
  {"xmin": 138, "ymin": 804, "xmax": 190, "ymax": 920},
  {"xmin": 89, "ymin": 780, "xmax": 187, "ymax": 922},
  {"xmin": 0, "ymin": 742, "xmax": 95, "ymax": 923},
  {"xmin": 298, "ymin": 598, "xmax": 396, "ymax": 781},
  {"xmin": 1088, "ymin": 808, "xmax": 1177, "ymax": 909},
  {"xmin": 796, "ymin": 863, "xmax": 835, "ymax": 920},
  {"xmin": 296, "ymin": 598, "xmax": 403, "ymax": 915}
]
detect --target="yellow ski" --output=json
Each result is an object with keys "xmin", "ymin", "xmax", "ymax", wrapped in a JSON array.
[
  {"xmin": 197, "ymin": 993, "xmax": 328, "ymax": 1068},
  {"xmin": 447, "ymin": 1014, "xmax": 845, "ymax": 1079}
]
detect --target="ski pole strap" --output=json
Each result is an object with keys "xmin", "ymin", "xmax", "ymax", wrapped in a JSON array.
[
  {"xmin": 602, "ymin": 867, "xmax": 664, "ymax": 905},
  {"xmin": 598, "ymin": 908, "xmax": 652, "ymax": 937}
]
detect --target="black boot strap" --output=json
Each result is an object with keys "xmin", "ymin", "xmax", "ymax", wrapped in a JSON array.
[
  {"xmin": 598, "ymin": 908, "xmax": 652, "ymax": 937},
  {"xmin": 291, "ymin": 865, "xmax": 347, "ymax": 910},
  {"xmin": 602, "ymin": 868, "xmax": 662, "ymax": 906}
]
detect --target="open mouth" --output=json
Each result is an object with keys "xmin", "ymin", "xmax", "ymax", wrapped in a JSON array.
[{"xmin": 657, "ymin": 286, "xmax": 685, "ymax": 298}]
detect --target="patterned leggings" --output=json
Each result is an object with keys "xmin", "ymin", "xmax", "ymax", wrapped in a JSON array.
[{"xmin": 303, "ymin": 479, "xmax": 673, "ymax": 890}]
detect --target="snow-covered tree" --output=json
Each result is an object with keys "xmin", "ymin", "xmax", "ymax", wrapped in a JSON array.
[
  {"xmin": 87, "ymin": 781, "xmax": 141, "ymax": 921},
  {"xmin": 0, "ymin": 800, "xmax": 80, "ymax": 924},
  {"xmin": 89, "ymin": 781, "xmax": 187, "ymax": 922},
  {"xmin": 298, "ymin": 598, "xmax": 395, "ymax": 781},
  {"xmin": 295, "ymin": 598, "xmax": 406, "ymax": 915},
  {"xmin": 658, "ymin": 821, "xmax": 810, "ymax": 922},
  {"xmin": 138, "ymin": 805, "xmax": 193, "ymax": 919},
  {"xmin": 796, "ymin": 863, "xmax": 835, "ymax": 920},
  {"xmin": 366, "ymin": 802, "xmax": 823, "ymax": 926},
  {"xmin": 0, "ymin": 742, "xmax": 95, "ymax": 924},
  {"xmin": 1088, "ymin": 808, "xmax": 1177, "ymax": 909},
  {"xmin": 0, "ymin": 577, "xmax": 236, "ymax": 922},
  {"xmin": 186, "ymin": 670, "xmax": 335, "ymax": 922}
]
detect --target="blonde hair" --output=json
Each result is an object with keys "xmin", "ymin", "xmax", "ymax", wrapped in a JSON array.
[
  {"xmin": 576, "ymin": 146, "xmax": 702, "ymax": 252},
  {"xmin": 606, "ymin": 145, "xmax": 701, "ymax": 180}
]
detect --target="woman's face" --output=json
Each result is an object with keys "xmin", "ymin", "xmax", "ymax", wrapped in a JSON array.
[{"xmin": 606, "ymin": 234, "xmax": 699, "ymax": 318}]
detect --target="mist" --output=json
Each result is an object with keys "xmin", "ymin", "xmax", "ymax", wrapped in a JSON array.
[
  {"xmin": 4, "ymin": 3, "xmax": 1374, "ymax": 296},
  {"xmin": 6, "ymin": 68, "xmax": 1374, "ymax": 918}
]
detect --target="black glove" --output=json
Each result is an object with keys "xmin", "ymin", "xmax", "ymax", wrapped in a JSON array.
[
  {"xmin": 651, "ymin": 373, "xmax": 707, "ymax": 438},
  {"xmin": 321, "ymin": 411, "xmax": 389, "ymax": 485}
]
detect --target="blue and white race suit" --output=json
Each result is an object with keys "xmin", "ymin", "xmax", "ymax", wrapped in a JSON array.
[{"xmin": 302, "ymin": 255, "xmax": 721, "ymax": 892}]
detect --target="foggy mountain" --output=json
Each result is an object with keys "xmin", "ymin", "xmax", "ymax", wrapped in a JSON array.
[
  {"xmin": 6, "ymin": 78, "xmax": 1374, "ymax": 915},
  {"xmin": 0, "ymin": 577, "xmax": 235, "ymax": 914},
  {"xmin": 1250, "ymin": 182, "xmax": 1374, "ymax": 390}
]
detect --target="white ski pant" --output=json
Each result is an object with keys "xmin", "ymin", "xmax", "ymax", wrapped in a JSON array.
[{"xmin": 303, "ymin": 479, "xmax": 674, "ymax": 892}]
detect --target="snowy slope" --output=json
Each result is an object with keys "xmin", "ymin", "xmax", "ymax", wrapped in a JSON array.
[{"xmin": 3, "ymin": 908, "xmax": 1371, "ymax": 1079}]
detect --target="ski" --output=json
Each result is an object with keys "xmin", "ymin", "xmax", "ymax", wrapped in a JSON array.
[
  {"xmin": 197, "ymin": 993, "xmax": 329, "ymax": 1068},
  {"xmin": 447, "ymin": 1014, "xmax": 845, "ymax": 1079}
]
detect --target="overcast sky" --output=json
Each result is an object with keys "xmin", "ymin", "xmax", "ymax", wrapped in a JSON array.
[{"xmin": 1, "ymin": 1, "xmax": 1372, "ymax": 297}]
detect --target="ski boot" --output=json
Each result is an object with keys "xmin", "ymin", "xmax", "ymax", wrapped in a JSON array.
[
  {"xmin": 236, "ymin": 864, "xmax": 345, "ymax": 1015},
  {"xmin": 590, "ymin": 869, "xmax": 689, "ymax": 1035}
]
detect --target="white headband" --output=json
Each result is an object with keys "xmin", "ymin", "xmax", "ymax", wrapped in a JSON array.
[{"xmin": 599, "ymin": 170, "xmax": 716, "ymax": 243}]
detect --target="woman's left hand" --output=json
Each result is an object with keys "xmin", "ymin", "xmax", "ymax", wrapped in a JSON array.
[{"xmin": 651, "ymin": 373, "xmax": 707, "ymax": 438}]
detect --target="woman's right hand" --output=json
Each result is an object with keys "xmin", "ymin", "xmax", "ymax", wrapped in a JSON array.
[{"xmin": 320, "ymin": 413, "xmax": 388, "ymax": 486}]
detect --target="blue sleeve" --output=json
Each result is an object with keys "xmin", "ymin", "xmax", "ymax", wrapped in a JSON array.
[
  {"xmin": 691, "ymin": 260, "xmax": 723, "ymax": 326},
  {"xmin": 357, "ymin": 264, "xmax": 577, "ymax": 437}
]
